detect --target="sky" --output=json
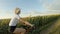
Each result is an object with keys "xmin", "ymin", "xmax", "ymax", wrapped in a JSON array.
[{"xmin": 0, "ymin": 0, "xmax": 60, "ymax": 19}]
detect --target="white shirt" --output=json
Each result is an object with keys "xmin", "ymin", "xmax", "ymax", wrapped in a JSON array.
[{"xmin": 9, "ymin": 14, "xmax": 20, "ymax": 26}]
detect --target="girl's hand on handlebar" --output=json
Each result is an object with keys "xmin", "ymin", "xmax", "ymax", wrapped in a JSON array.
[{"xmin": 30, "ymin": 24, "xmax": 35, "ymax": 28}]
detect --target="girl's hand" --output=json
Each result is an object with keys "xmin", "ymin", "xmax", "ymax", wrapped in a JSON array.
[{"xmin": 30, "ymin": 24, "xmax": 34, "ymax": 27}]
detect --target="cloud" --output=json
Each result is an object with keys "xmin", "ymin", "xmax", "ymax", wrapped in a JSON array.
[
  {"xmin": 42, "ymin": 0, "xmax": 60, "ymax": 10},
  {"xmin": 39, "ymin": 0, "xmax": 60, "ymax": 14}
]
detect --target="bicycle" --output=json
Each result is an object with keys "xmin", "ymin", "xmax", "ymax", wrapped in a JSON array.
[{"xmin": 13, "ymin": 25, "xmax": 35, "ymax": 34}]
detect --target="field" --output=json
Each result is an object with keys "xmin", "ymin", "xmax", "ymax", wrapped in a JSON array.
[{"xmin": 0, "ymin": 14, "xmax": 60, "ymax": 34}]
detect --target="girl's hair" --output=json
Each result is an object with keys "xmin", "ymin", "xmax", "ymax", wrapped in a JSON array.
[{"xmin": 15, "ymin": 8, "xmax": 21, "ymax": 14}]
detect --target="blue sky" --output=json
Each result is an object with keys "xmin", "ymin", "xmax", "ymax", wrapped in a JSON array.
[{"xmin": 0, "ymin": 0, "xmax": 60, "ymax": 19}]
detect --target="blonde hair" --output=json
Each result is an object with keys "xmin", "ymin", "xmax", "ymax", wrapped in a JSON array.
[{"xmin": 15, "ymin": 8, "xmax": 21, "ymax": 14}]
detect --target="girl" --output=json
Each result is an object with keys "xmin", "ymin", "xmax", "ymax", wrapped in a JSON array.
[{"xmin": 9, "ymin": 8, "xmax": 33, "ymax": 34}]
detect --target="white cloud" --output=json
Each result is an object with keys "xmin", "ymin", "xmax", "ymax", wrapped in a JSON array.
[
  {"xmin": 40, "ymin": 0, "xmax": 60, "ymax": 14},
  {"xmin": 43, "ymin": 0, "xmax": 60, "ymax": 10}
]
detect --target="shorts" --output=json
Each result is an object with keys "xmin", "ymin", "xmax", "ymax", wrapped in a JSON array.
[{"xmin": 9, "ymin": 26, "xmax": 16, "ymax": 33}]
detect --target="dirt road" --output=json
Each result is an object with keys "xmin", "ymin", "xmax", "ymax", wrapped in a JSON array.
[{"xmin": 40, "ymin": 18, "xmax": 60, "ymax": 34}]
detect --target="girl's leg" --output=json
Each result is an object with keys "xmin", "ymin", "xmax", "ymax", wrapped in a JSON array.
[
  {"xmin": 13, "ymin": 28, "xmax": 26, "ymax": 34},
  {"xmin": 20, "ymin": 32, "xmax": 25, "ymax": 34}
]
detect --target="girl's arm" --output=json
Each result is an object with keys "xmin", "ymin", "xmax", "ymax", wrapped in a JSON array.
[{"xmin": 19, "ymin": 18, "xmax": 33, "ymax": 27}]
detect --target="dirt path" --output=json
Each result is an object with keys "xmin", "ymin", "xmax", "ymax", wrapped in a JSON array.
[{"xmin": 40, "ymin": 18, "xmax": 60, "ymax": 34}]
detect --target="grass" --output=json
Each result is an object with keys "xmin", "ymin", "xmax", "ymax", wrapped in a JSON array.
[{"xmin": 0, "ymin": 15, "xmax": 60, "ymax": 34}]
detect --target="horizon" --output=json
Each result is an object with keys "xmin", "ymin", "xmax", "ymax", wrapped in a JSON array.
[{"xmin": 0, "ymin": 13, "xmax": 60, "ymax": 19}]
